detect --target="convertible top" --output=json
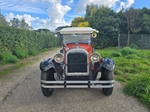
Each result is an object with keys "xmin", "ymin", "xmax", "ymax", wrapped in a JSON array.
[{"xmin": 58, "ymin": 27, "xmax": 99, "ymax": 34}]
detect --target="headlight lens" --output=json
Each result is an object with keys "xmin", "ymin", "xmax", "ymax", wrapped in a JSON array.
[
  {"xmin": 54, "ymin": 53, "xmax": 64, "ymax": 63},
  {"xmin": 91, "ymin": 52, "xmax": 101, "ymax": 62}
]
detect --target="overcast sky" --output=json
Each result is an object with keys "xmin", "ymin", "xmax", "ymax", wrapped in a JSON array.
[{"xmin": 0, "ymin": 0, "xmax": 150, "ymax": 31}]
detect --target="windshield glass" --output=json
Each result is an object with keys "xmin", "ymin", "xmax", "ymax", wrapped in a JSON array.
[{"xmin": 63, "ymin": 34, "xmax": 91, "ymax": 44}]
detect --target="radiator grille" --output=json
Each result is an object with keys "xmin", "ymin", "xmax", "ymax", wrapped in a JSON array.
[{"xmin": 67, "ymin": 51, "xmax": 87, "ymax": 73}]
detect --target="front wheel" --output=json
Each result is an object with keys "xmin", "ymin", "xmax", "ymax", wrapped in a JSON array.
[
  {"xmin": 100, "ymin": 67, "xmax": 114, "ymax": 96},
  {"xmin": 41, "ymin": 69, "xmax": 55, "ymax": 97}
]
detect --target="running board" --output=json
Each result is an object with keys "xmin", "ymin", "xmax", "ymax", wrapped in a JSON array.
[{"xmin": 41, "ymin": 80, "xmax": 114, "ymax": 89}]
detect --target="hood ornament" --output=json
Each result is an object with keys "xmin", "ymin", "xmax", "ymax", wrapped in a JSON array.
[{"xmin": 75, "ymin": 43, "xmax": 79, "ymax": 49}]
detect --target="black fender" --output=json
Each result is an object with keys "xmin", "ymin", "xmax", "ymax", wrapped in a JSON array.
[
  {"xmin": 40, "ymin": 58, "xmax": 63, "ymax": 78},
  {"xmin": 101, "ymin": 58, "xmax": 115, "ymax": 71}
]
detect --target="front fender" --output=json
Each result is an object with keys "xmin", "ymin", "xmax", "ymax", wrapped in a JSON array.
[
  {"xmin": 40, "ymin": 58, "xmax": 63, "ymax": 77},
  {"xmin": 101, "ymin": 58, "xmax": 115, "ymax": 71},
  {"xmin": 40, "ymin": 58, "xmax": 53, "ymax": 71}
]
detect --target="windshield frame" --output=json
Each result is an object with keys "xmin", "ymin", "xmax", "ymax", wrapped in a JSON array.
[{"xmin": 62, "ymin": 33, "xmax": 92, "ymax": 44}]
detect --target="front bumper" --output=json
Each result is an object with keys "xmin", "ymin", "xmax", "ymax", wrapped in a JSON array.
[{"xmin": 41, "ymin": 80, "xmax": 114, "ymax": 89}]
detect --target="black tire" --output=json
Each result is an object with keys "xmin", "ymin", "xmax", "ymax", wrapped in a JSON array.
[
  {"xmin": 100, "ymin": 67, "xmax": 114, "ymax": 96},
  {"xmin": 41, "ymin": 69, "xmax": 55, "ymax": 97}
]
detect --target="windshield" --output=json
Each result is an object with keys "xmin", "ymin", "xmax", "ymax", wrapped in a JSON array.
[{"xmin": 63, "ymin": 34, "xmax": 91, "ymax": 44}]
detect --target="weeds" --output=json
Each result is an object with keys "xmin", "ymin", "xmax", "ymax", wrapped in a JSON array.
[
  {"xmin": 0, "ymin": 52, "xmax": 18, "ymax": 64},
  {"xmin": 28, "ymin": 49, "xmax": 39, "ymax": 56},
  {"xmin": 13, "ymin": 48, "xmax": 28, "ymax": 59}
]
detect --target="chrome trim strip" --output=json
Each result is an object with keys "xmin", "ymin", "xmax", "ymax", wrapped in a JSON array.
[
  {"xmin": 41, "ymin": 80, "xmax": 114, "ymax": 84},
  {"xmin": 66, "ymin": 85, "xmax": 88, "ymax": 88},
  {"xmin": 41, "ymin": 85, "xmax": 64, "ymax": 88},
  {"xmin": 66, "ymin": 48, "xmax": 89, "ymax": 76},
  {"xmin": 90, "ymin": 80, "xmax": 115, "ymax": 83},
  {"xmin": 66, "ymin": 81, "xmax": 88, "ymax": 83},
  {"xmin": 41, "ymin": 80, "xmax": 64, "ymax": 84},
  {"xmin": 41, "ymin": 84, "xmax": 114, "ymax": 89},
  {"xmin": 90, "ymin": 84, "xmax": 114, "ymax": 88}
]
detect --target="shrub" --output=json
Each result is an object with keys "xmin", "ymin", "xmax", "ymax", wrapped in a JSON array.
[
  {"xmin": 120, "ymin": 47, "xmax": 137, "ymax": 56},
  {"xmin": 41, "ymin": 48, "xmax": 48, "ymax": 52},
  {"xmin": 130, "ymin": 43, "xmax": 138, "ymax": 49},
  {"xmin": 14, "ymin": 49, "xmax": 28, "ymax": 59},
  {"xmin": 112, "ymin": 51, "xmax": 122, "ymax": 57},
  {"xmin": 0, "ymin": 52, "xmax": 18, "ymax": 64},
  {"xmin": 28, "ymin": 49, "xmax": 39, "ymax": 56}
]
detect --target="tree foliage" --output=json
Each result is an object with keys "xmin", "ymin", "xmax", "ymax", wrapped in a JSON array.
[
  {"xmin": 86, "ymin": 6, "xmax": 120, "ymax": 48},
  {"xmin": 0, "ymin": 12, "xmax": 9, "ymax": 26},
  {"xmin": 71, "ymin": 17, "xmax": 89, "ymax": 27},
  {"xmin": 10, "ymin": 18, "xmax": 31, "ymax": 30},
  {"xmin": 84, "ymin": 5, "xmax": 150, "ymax": 48}
]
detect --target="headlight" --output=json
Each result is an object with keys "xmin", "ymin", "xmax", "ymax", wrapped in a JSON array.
[
  {"xmin": 54, "ymin": 53, "xmax": 64, "ymax": 63},
  {"xmin": 90, "ymin": 52, "xmax": 101, "ymax": 62}
]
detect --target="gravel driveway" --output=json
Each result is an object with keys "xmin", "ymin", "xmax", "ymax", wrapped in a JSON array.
[{"xmin": 0, "ymin": 48, "xmax": 149, "ymax": 112}]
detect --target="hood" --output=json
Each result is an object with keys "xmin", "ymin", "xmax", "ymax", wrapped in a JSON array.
[{"xmin": 64, "ymin": 43, "xmax": 93, "ymax": 54}]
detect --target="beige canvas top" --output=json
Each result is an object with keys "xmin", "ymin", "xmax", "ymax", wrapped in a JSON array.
[{"xmin": 58, "ymin": 27, "xmax": 99, "ymax": 34}]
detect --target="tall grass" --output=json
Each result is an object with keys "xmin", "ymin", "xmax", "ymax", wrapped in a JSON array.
[
  {"xmin": 0, "ymin": 52, "xmax": 18, "ymax": 64},
  {"xmin": 96, "ymin": 47, "xmax": 150, "ymax": 108}
]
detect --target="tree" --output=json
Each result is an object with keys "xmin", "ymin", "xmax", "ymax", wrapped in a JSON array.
[
  {"xmin": 141, "ymin": 14, "xmax": 150, "ymax": 33},
  {"xmin": 10, "ymin": 18, "xmax": 20, "ymax": 28},
  {"xmin": 55, "ymin": 26, "xmax": 70, "ymax": 32},
  {"xmin": 123, "ymin": 8, "xmax": 140, "ymax": 46},
  {"xmin": 85, "ymin": 5, "xmax": 120, "ymax": 48},
  {"xmin": 10, "ymin": 18, "xmax": 31, "ymax": 30},
  {"xmin": 0, "ymin": 11, "xmax": 9, "ymax": 26},
  {"xmin": 71, "ymin": 17, "xmax": 89, "ymax": 27},
  {"xmin": 20, "ymin": 18, "xmax": 30, "ymax": 30},
  {"xmin": 138, "ymin": 7, "xmax": 150, "ymax": 34},
  {"xmin": 37, "ymin": 29, "xmax": 51, "ymax": 33},
  {"xmin": 85, "ymin": 4, "xmax": 98, "ymax": 22}
]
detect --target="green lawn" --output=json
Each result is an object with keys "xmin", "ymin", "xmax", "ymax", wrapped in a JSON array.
[{"xmin": 96, "ymin": 47, "xmax": 150, "ymax": 108}]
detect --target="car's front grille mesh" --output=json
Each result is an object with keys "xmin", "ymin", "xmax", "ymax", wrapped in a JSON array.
[{"xmin": 67, "ymin": 51, "xmax": 87, "ymax": 73}]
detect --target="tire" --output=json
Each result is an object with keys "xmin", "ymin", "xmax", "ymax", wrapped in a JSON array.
[
  {"xmin": 41, "ymin": 69, "xmax": 55, "ymax": 97},
  {"xmin": 100, "ymin": 67, "xmax": 114, "ymax": 96}
]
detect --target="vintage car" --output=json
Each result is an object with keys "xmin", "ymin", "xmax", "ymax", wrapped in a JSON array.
[{"xmin": 40, "ymin": 27, "xmax": 115, "ymax": 97}]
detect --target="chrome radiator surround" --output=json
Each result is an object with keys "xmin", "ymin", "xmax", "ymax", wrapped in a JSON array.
[{"xmin": 65, "ymin": 48, "xmax": 89, "ymax": 76}]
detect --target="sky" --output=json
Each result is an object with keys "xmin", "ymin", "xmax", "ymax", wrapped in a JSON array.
[{"xmin": 0, "ymin": 0, "xmax": 150, "ymax": 31}]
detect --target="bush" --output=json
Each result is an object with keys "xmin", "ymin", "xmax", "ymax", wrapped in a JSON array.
[
  {"xmin": 0, "ymin": 52, "xmax": 18, "ymax": 64},
  {"xmin": 120, "ymin": 47, "xmax": 137, "ymax": 56},
  {"xmin": 112, "ymin": 51, "xmax": 122, "ymax": 57},
  {"xmin": 28, "ymin": 49, "xmax": 39, "ymax": 56},
  {"xmin": 14, "ymin": 49, "xmax": 28, "ymax": 59},
  {"xmin": 130, "ymin": 43, "xmax": 138, "ymax": 49}
]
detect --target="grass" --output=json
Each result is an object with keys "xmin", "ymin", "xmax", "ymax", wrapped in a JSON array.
[
  {"xmin": 0, "ymin": 46, "xmax": 60, "ymax": 76},
  {"xmin": 0, "ymin": 52, "xmax": 18, "ymax": 64},
  {"xmin": 96, "ymin": 47, "xmax": 150, "ymax": 108},
  {"xmin": 0, "ymin": 61, "xmax": 33, "ymax": 77}
]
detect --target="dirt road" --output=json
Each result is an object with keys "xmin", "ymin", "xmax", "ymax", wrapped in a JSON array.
[{"xmin": 0, "ymin": 48, "xmax": 149, "ymax": 112}]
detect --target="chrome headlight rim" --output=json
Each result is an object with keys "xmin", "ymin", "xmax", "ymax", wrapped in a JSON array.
[
  {"xmin": 90, "ymin": 52, "xmax": 101, "ymax": 62},
  {"xmin": 54, "ymin": 53, "xmax": 64, "ymax": 63}
]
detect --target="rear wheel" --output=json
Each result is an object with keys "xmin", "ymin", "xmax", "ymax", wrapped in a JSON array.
[
  {"xmin": 100, "ymin": 67, "xmax": 114, "ymax": 96},
  {"xmin": 41, "ymin": 69, "xmax": 55, "ymax": 97}
]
